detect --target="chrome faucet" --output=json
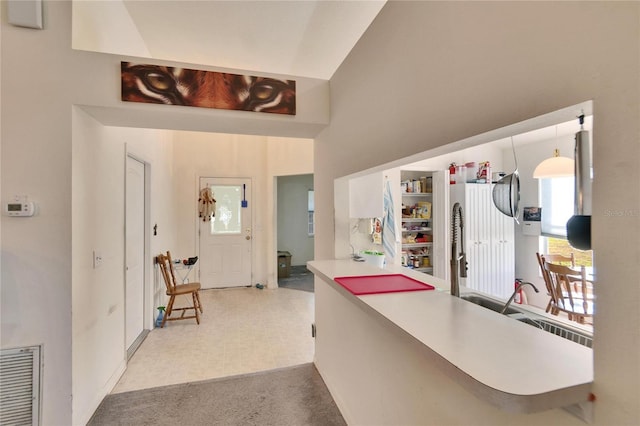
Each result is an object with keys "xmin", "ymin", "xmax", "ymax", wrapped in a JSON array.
[
  {"xmin": 450, "ymin": 202, "xmax": 467, "ymax": 297},
  {"xmin": 500, "ymin": 280, "xmax": 539, "ymax": 314},
  {"xmin": 350, "ymin": 244, "xmax": 364, "ymax": 261}
]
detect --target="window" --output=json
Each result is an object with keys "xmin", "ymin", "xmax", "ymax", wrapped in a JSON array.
[
  {"xmin": 540, "ymin": 177, "xmax": 574, "ymax": 238},
  {"xmin": 541, "ymin": 237, "xmax": 593, "ymax": 267},
  {"xmin": 209, "ymin": 185, "xmax": 242, "ymax": 235},
  {"xmin": 308, "ymin": 190, "xmax": 315, "ymax": 236},
  {"xmin": 539, "ymin": 177, "xmax": 593, "ymax": 266}
]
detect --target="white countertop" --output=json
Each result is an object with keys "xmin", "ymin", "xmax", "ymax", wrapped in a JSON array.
[{"xmin": 308, "ymin": 259, "xmax": 593, "ymax": 413}]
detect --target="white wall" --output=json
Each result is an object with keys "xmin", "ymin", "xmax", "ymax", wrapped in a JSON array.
[
  {"xmin": 72, "ymin": 0, "xmax": 150, "ymax": 58},
  {"xmin": 171, "ymin": 132, "xmax": 313, "ymax": 288},
  {"xmin": 511, "ymin": 133, "xmax": 577, "ymax": 308},
  {"xmin": 72, "ymin": 108, "xmax": 126, "ymax": 424},
  {"xmin": 71, "ymin": 108, "xmax": 178, "ymax": 424},
  {"xmin": 1, "ymin": 3, "xmax": 322, "ymax": 424},
  {"xmin": 2, "ymin": 3, "xmax": 76, "ymax": 423},
  {"xmin": 406, "ymin": 143, "xmax": 505, "ymax": 176},
  {"xmin": 277, "ymin": 174, "xmax": 314, "ymax": 266},
  {"xmin": 314, "ymin": 2, "xmax": 639, "ymax": 424}
]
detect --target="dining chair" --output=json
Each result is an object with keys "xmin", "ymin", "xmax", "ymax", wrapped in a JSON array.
[
  {"xmin": 543, "ymin": 261, "xmax": 594, "ymax": 324},
  {"xmin": 535, "ymin": 252, "xmax": 559, "ymax": 314},
  {"xmin": 156, "ymin": 251, "xmax": 203, "ymax": 327},
  {"xmin": 542, "ymin": 253, "xmax": 575, "ymax": 267},
  {"xmin": 536, "ymin": 252, "xmax": 584, "ymax": 314}
]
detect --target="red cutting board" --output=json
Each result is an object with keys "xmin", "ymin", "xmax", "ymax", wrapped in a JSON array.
[{"xmin": 334, "ymin": 274, "xmax": 435, "ymax": 295}]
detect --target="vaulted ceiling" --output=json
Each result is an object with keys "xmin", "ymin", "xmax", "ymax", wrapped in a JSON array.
[{"xmin": 78, "ymin": 0, "xmax": 386, "ymax": 80}]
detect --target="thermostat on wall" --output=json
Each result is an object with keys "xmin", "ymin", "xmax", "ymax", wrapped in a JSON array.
[{"xmin": 5, "ymin": 199, "xmax": 35, "ymax": 217}]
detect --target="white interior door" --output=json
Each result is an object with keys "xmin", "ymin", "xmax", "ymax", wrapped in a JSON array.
[
  {"xmin": 199, "ymin": 177, "xmax": 252, "ymax": 289},
  {"xmin": 125, "ymin": 156, "xmax": 145, "ymax": 350}
]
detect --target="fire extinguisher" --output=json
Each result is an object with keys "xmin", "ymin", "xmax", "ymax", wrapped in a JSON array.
[
  {"xmin": 514, "ymin": 279, "xmax": 523, "ymax": 304},
  {"xmin": 449, "ymin": 163, "xmax": 457, "ymax": 184}
]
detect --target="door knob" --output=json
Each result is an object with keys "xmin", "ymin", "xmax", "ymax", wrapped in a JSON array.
[{"xmin": 246, "ymin": 235, "xmax": 251, "ymax": 240}]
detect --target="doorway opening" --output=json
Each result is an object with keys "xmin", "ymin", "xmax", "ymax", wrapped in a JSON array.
[{"xmin": 276, "ymin": 174, "xmax": 315, "ymax": 292}]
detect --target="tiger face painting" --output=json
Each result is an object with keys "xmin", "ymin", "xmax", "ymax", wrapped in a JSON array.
[{"xmin": 121, "ymin": 62, "xmax": 296, "ymax": 115}]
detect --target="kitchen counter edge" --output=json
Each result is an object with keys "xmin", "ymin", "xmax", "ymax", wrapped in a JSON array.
[{"xmin": 307, "ymin": 259, "xmax": 593, "ymax": 415}]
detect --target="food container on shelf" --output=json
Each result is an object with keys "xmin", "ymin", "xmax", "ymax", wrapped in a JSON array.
[
  {"xmin": 416, "ymin": 201, "xmax": 432, "ymax": 219},
  {"xmin": 465, "ymin": 162, "xmax": 476, "ymax": 182}
]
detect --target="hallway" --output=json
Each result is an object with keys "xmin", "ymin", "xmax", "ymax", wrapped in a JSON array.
[{"xmin": 113, "ymin": 286, "xmax": 315, "ymax": 393}]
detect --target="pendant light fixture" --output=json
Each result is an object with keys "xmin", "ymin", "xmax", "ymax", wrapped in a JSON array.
[
  {"xmin": 533, "ymin": 149, "xmax": 574, "ymax": 178},
  {"xmin": 567, "ymin": 114, "xmax": 592, "ymax": 250},
  {"xmin": 533, "ymin": 126, "xmax": 574, "ymax": 178}
]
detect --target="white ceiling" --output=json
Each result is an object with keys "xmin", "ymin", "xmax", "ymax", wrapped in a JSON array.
[{"xmin": 118, "ymin": 0, "xmax": 386, "ymax": 79}]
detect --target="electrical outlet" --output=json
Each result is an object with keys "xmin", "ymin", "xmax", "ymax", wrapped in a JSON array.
[{"xmin": 93, "ymin": 250, "xmax": 103, "ymax": 268}]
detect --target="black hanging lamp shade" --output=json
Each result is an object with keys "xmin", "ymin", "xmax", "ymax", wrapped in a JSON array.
[{"xmin": 567, "ymin": 214, "xmax": 591, "ymax": 250}]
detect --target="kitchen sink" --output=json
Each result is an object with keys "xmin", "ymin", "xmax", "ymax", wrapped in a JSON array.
[
  {"xmin": 460, "ymin": 294, "xmax": 520, "ymax": 315},
  {"xmin": 460, "ymin": 293, "xmax": 593, "ymax": 348}
]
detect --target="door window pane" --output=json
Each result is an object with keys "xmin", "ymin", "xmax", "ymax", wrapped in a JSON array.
[{"xmin": 210, "ymin": 185, "xmax": 242, "ymax": 235}]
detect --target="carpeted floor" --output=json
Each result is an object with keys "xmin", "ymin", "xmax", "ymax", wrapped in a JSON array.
[
  {"xmin": 88, "ymin": 363, "xmax": 344, "ymax": 426},
  {"xmin": 278, "ymin": 265, "xmax": 314, "ymax": 292}
]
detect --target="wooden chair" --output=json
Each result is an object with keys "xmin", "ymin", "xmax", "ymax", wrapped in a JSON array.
[
  {"xmin": 535, "ymin": 252, "xmax": 559, "ymax": 314},
  {"xmin": 546, "ymin": 253, "xmax": 593, "ymax": 296},
  {"xmin": 542, "ymin": 253, "xmax": 575, "ymax": 267},
  {"xmin": 156, "ymin": 251, "xmax": 203, "ymax": 327},
  {"xmin": 536, "ymin": 253, "xmax": 580, "ymax": 314},
  {"xmin": 543, "ymin": 261, "xmax": 594, "ymax": 324}
]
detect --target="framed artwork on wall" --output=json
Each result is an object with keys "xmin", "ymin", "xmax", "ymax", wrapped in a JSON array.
[{"xmin": 121, "ymin": 62, "xmax": 296, "ymax": 115}]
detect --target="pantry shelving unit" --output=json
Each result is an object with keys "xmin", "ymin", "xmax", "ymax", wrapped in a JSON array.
[{"xmin": 401, "ymin": 172, "xmax": 435, "ymax": 275}]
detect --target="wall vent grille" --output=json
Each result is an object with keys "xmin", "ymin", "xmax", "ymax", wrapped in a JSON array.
[{"xmin": 0, "ymin": 346, "xmax": 41, "ymax": 426}]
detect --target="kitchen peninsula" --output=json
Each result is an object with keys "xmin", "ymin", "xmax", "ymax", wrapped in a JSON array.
[{"xmin": 308, "ymin": 259, "xmax": 593, "ymax": 425}]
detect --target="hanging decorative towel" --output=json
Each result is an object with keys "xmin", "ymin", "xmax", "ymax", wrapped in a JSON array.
[
  {"xmin": 382, "ymin": 179, "xmax": 397, "ymax": 260},
  {"xmin": 198, "ymin": 187, "xmax": 216, "ymax": 222}
]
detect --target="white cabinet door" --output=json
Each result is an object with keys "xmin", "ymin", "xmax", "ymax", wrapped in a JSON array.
[
  {"xmin": 349, "ymin": 172, "xmax": 384, "ymax": 218},
  {"xmin": 491, "ymin": 206, "xmax": 515, "ymax": 298},
  {"xmin": 465, "ymin": 184, "xmax": 492, "ymax": 293},
  {"xmin": 452, "ymin": 183, "xmax": 515, "ymax": 298}
]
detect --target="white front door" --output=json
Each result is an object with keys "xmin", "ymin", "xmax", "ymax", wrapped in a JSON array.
[
  {"xmin": 125, "ymin": 156, "xmax": 145, "ymax": 350},
  {"xmin": 199, "ymin": 177, "xmax": 252, "ymax": 289}
]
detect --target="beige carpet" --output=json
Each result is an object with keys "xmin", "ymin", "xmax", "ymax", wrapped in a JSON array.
[{"xmin": 88, "ymin": 363, "xmax": 345, "ymax": 426}]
